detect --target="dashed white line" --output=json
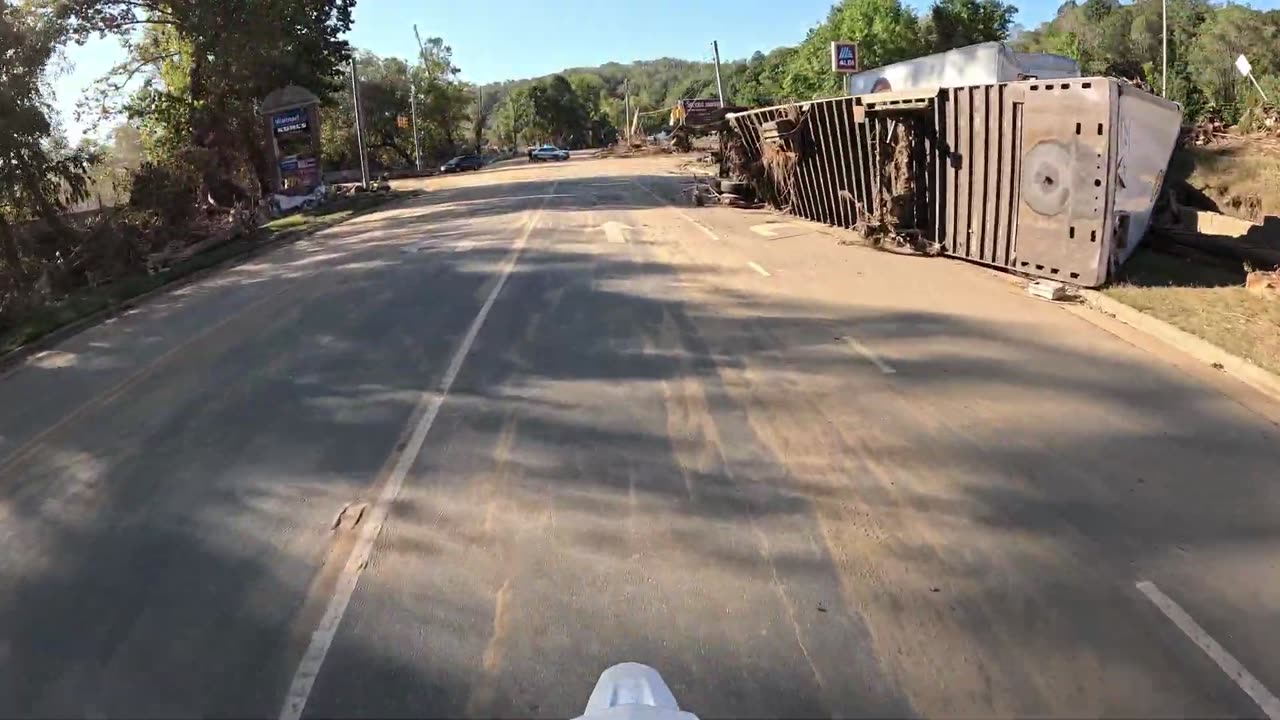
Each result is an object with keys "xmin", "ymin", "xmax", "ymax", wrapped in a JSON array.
[
  {"xmin": 841, "ymin": 336, "xmax": 897, "ymax": 375},
  {"xmin": 747, "ymin": 261, "xmax": 772, "ymax": 277},
  {"xmin": 628, "ymin": 180, "xmax": 720, "ymax": 241},
  {"xmin": 750, "ymin": 223, "xmax": 795, "ymax": 237},
  {"xmin": 278, "ymin": 183, "xmax": 558, "ymax": 720},
  {"xmin": 1137, "ymin": 580, "xmax": 1280, "ymax": 720}
]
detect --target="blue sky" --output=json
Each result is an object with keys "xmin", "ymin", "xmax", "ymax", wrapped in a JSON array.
[{"xmin": 48, "ymin": 0, "xmax": 1148, "ymax": 141}]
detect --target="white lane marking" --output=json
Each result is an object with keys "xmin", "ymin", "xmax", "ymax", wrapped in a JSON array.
[
  {"xmin": 279, "ymin": 183, "xmax": 558, "ymax": 720},
  {"xmin": 750, "ymin": 223, "xmax": 792, "ymax": 237},
  {"xmin": 747, "ymin": 261, "xmax": 771, "ymax": 277},
  {"xmin": 841, "ymin": 336, "xmax": 897, "ymax": 375},
  {"xmin": 401, "ymin": 241, "xmax": 436, "ymax": 254},
  {"xmin": 454, "ymin": 239, "xmax": 475, "ymax": 252},
  {"xmin": 628, "ymin": 180, "xmax": 720, "ymax": 241},
  {"xmin": 1137, "ymin": 581, "xmax": 1280, "ymax": 720},
  {"xmin": 596, "ymin": 220, "xmax": 633, "ymax": 244}
]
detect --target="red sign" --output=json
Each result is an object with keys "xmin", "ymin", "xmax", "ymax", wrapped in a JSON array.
[{"xmin": 831, "ymin": 42, "xmax": 860, "ymax": 73}]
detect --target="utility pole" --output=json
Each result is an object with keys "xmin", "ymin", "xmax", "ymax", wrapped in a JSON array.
[
  {"xmin": 410, "ymin": 83, "xmax": 422, "ymax": 172},
  {"xmin": 476, "ymin": 85, "xmax": 483, "ymax": 154},
  {"xmin": 712, "ymin": 40, "xmax": 726, "ymax": 108},
  {"xmin": 350, "ymin": 56, "xmax": 370, "ymax": 187},
  {"xmin": 623, "ymin": 78, "xmax": 631, "ymax": 144},
  {"xmin": 508, "ymin": 93, "xmax": 518, "ymax": 150},
  {"xmin": 1161, "ymin": 0, "xmax": 1168, "ymax": 97}
]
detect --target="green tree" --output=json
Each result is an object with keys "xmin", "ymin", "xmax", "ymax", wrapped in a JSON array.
[
  {"xmin": 61, "ymin": 0, "xmax": 356, "ymax": 198},
  {"xmin": 0, "ymin": 1, "xmax": 96, "ymax": 296},
  {"xmin": 1188, "ymin": 3, "xmax": 1280, "ymax": 109},
  {"xmin": 784, "ymin": 0, "xmax": 927, "ymax": 100},
  {"xmin": 413, "ymin": 32, "xmax": 470, "ymax": 158},
  {"xmin": 527, "ymin": 74, "xmax": 590, "ymax": 147},
  {"xmin": 320, "ymin": 49, "xmax": 474, "ymax": 170},
  {"xmin": 925, "ymin": 0, "xmax": 1018, "ymax": 52},
  {"xmin": 492, "ymin": 86, "xmax": 534, "ymax": 148},
  {"xmin": 727, "ymin": 48, "xmax": 796, "ymax": 106}
]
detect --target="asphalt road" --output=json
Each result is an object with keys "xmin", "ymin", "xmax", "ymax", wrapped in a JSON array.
[{"xmin": 1, "ymin": 154, "xmax": 1278, "ymax": 718}]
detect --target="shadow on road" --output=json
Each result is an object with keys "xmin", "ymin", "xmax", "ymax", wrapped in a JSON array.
[{"xmin": 0, "ymin": 166, "xmax": 1276, "ymax": 717}]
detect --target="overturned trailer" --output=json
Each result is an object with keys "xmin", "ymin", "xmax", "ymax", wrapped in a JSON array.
[{"xmin": 726, "ymin": 78, "xmax": 1182, "ymax": 286}]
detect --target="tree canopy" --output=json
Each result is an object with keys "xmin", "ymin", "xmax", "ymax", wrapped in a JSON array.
[{"xmin": 1015, "ymin": 0, "xmax": 1280, "ymax": 121}]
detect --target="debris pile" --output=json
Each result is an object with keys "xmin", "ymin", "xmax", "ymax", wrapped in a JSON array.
[
  {"xmin": 1246, "ymin": 269, "xmax": 1280, "ymax": 299},
  {"xmin": 1180, "ymin": 105, "xmax": 1280, "ymax": 147},
  {"xmin": 670, "ymin": 127, "xmax": 693, "ymax": 153},
  {"xmin": 1240, "ymin": 103, "xmax": 1280, "ymax": 137},
  {"xmin": 756, "ymin": 107, "xmax": 806, "ymax": 210}
]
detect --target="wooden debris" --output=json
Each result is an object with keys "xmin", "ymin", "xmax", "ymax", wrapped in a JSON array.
[{"xmin": 1246, "ymin": 270, "xmax": 1280, "ymax": 299}]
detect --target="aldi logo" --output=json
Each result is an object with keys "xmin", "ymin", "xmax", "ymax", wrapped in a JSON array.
[{"xmin": 831, "ymin": 42, "xmax": 860, "ymax": 73}]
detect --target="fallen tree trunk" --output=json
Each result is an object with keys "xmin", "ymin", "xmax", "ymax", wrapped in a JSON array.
[{"xmin": 1150, "ymin": 229, "xmax": 1280, "ymax": 269}]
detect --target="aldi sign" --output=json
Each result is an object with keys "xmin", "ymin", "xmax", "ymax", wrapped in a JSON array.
[{"xmin": 831, "ymin": 42, "xmax": 860, "ymax": 73}]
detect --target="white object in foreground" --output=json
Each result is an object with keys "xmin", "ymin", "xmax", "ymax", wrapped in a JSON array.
[
  {"xmin": 1236, "ymin": 54, "xmax": 1253, "ymax": 77},
  {"xmin": 1028, "ymin": 279, "xmax": 1071, "ymax": 301},
  {"xmin": 575, "ymin": 663, "xmax": 700, "ymax": 720},
  {"xmin": 596, "ymin": 220, "xmax": 633, "ymax": 244}
]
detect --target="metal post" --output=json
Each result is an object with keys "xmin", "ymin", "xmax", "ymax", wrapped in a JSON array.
[
  {"xmin": 476, "ymin": 85, "xmax": 483, "ymax": 154},
  {"xmin": 350, "ymin": 57, "xmax": 370, "ymax": 187},
  {"xmin": 1247, "ymin": 71, "xmax": 1271, "ymax": 102},
  {"xmin": 1161, "ymin": 0, "xmax": 1168, "ymax": 97},
  {"xmin": 712, "ymin": 40, "xmax": 726, "ymax": 107},
  {"xmin": 410, "ymin": 83, "xmax": 422, "ymax": 172}
]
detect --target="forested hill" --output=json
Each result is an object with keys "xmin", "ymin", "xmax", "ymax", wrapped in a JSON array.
[{"xmin": 480, "ymin": 58, "xmax": 735, "ymax": 117}]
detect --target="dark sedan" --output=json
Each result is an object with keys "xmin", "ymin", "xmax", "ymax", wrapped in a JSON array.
[{"xmin": 439, "ymin": 154, "xmax": 484, "ymax": 173}]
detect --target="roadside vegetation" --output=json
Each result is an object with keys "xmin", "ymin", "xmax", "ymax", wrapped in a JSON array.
[
  {"xmin": 1106, "ymin": 269, "xmax": 1280, "ymax": 376},
  {"xmin": 0, "ymin": 190, "xmax": 405, "ymax": 357}
]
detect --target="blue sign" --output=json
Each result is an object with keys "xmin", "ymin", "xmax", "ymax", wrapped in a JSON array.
[
  {"xmin": 831, "ymin": 42, "xmax": 860, "ymax": 73},
  {"xmin": 273, "ymin": 108, "xmax": 309, "ymax": 136}
]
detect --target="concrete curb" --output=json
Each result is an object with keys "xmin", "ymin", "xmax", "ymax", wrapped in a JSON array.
[
  {"xmin": 1076, "ymin": 289, "xmax": 1280, "ymax": 404},
  {"xmin": 0, "ymin": 192, "xmax": 418, "ymax": 379}
]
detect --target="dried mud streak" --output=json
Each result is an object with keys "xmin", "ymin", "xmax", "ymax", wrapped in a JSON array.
[
  {"xmin": 648, "ymin": 270, "xmax": 839, "ymax": 715},
  {"xmin": 638, "ymin": 202, "xmax": 1030, "ymax": 715}
]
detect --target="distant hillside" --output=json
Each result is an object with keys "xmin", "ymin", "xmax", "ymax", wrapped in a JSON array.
[{"xmin": 478, "ymin": 57, "xmax": 741, "ymax": 118}]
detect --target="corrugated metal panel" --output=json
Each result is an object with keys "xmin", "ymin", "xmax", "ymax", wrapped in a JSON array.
[{"xmin": 935, "ymin": 84, "xmax": 1022, "ymax": 268}]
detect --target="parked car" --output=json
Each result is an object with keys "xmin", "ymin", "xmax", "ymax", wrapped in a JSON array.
[
  {"xmin": 440, "ymin": 154, "xmax": 485, "ymax": 173},
  {"xmin": 530, "ymin": 145, "xmax": 570, "ymax": 162}
]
